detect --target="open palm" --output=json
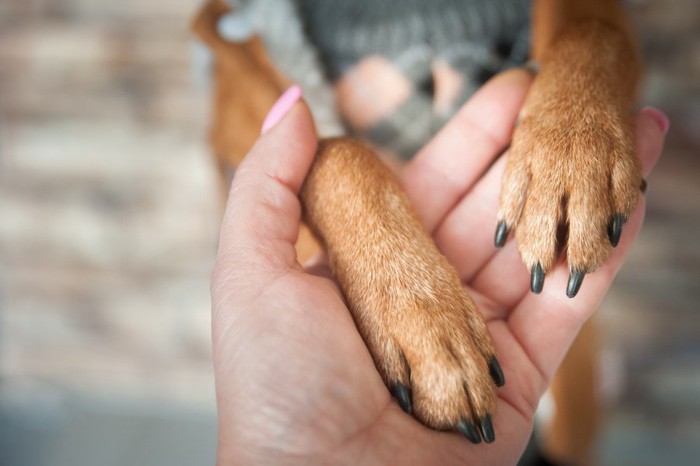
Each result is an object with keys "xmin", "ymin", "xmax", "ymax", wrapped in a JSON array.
[{"xmin": 211, "ymin": 69, "xmax": 666, "ymax": 465}]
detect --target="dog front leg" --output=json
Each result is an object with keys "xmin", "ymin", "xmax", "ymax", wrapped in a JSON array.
[
  {"xmin": 301, "ymin": 137, "xmax": 503, "ymax": 442},
  {"xmin": 498, "ymin": 0, "xmax": 642, "ymax": 296}
]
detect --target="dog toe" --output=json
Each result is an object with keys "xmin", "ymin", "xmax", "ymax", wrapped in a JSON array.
[
  {"xmin": 565, "ymin": 177, "xmax": 613, "ymax": 281},
  {"xmin": 496, "ymin": 153, "xmax": 530, "ymax": 247},
  {"xmin": 406, "ymin": 337, "xmax": 498, "ymax": 436},
  {"xmin": 377, "ymin": 291, "xmax": 500, "ymax": 439},
  {"xmin": 512, "ymin": 176, "xmax": 564, "ymax": 289},
  {"xmin": 502, "ymin": 102, "xmax": 641, "ymax": 296}
]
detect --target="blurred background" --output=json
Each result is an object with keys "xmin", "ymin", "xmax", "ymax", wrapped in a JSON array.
[{"xmin": 0, "ymin": 0, "xmax": 698, "ymax": 465}]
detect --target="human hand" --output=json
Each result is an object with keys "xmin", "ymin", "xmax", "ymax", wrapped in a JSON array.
[{"xmin": 210, "ymin": 70, "xmax": 667, "ymax": 465}]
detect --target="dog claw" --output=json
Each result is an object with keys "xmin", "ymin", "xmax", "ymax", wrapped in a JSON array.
[
  {"xmin": 390, "ymin": 383, "xmax": 413, "ymax": 414},
  {"xmin": 457, "ymin": 418, "xmax": 482, "ymax": 444},
  {"xmin": 566, "ymin": 270, "xmax": 585, "ymax": 298},
  {"xmin": 488, "ymin": 357, "xmax": 505, "ymax": 387},
  {"xmin": 478, "ymin": 415, "xmax": 495, "ymax": 444},
  {"xmin": 530, "ymin": 263, "xmax": 545, "ymax": 294},
  {"xmin": 608, "ymin": 214, "xmax": 624, "ymax": 247},
  {"xmin": 494, "ymin": 220, "xmax": 509, "ymax": 248}
]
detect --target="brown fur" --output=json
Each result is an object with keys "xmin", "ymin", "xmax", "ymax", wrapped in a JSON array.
[
  {"xmin": 500, "ymin": 16, "xmax": 641, "ymax": 274},
  {"xmin": 193, "ymin": 0, "xmax": 642, "ymax": 448},
  {"xmin": 301, "ymin": 138, "xmax": 497, "ymax": 425},
  {"xmin": 192, "ymin": 0, "xmax": 290, "ymax": 168}
]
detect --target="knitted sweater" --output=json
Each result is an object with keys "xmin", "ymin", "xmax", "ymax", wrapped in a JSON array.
[{"xmin": 227, "ymin": 0, "xmax": 530, "ymax": 158}]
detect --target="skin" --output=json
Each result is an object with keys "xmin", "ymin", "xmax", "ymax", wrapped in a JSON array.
[{"xmin": 211, "ymin": 70, "xmax": 666, "ymax": 465}]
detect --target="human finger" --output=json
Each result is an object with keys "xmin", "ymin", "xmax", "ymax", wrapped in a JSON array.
[
  {"xmin": 401, "ymin": 69, "xmax": 534, "ymax": 231},
  {"xmin": 215, "ymin": 86, "xmax": 317, "ymax": 279}
]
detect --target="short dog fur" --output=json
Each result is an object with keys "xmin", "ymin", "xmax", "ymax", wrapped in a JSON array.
[{"xmin": 193, "ymin": 0, "xmax": 642, "ymax": 452}]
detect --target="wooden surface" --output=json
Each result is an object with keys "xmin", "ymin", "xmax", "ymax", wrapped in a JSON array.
[{"xmin": 0, "ymin": 1, "xmax": 698, "ymax": 465}]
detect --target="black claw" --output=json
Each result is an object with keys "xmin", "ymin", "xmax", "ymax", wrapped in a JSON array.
[
  {"xmin": 566, "ymin": 270, "xmax": 586, "ymax": 298},
  {"xmin": 390, "ymin": 383, "xmax": 413, "ymax": 414},
  {"xmin": 488, "ymin": 357, "xmax": 505, "ymax": 387},
  {"xmin": 530, "ymin": 263, "xmax": 545, "ymax": 294},
  {"xmin": 640, "ymin": 178, "xmax": 648, "ymax": 194},
  {"xmin": 457, "ymin": 418, "xmax": 482, "ymax": 444},
  {"xmin": 479, "ymin": 415, "xmax": 495, "ymax": 444},
  {"xmin": 494, "ymin": 220, "xmax": 509, "ymax": 248},
  {"xmin": 608, "ymin": 214, "xmax": 624, "ymax": 247}
]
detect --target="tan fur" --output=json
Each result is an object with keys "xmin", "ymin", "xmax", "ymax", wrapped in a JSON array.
[
  {"xmin": 192, "ymin": 1, "xmax": 321, "ymax": 260},
  {"xmin": 301, "ymin": 138, "xmax": 496, "ymax": 426},
  {"xmin": 500, "ymin": 8, "xmax": 642, "ymax": 275},
  {"xmin": 501, "ymin": 3, "xmax": 641, "ymax": 461},
  {"xmin": 193, "ymin": 0, "xmax": 643, "ymax": 446},
  {"xmin": 191, "ymin": 0, "xmax": 289, "ymax": 167},
  {"xmin": 502, "ymin": 22, "xmax": 641, "ymax": 272}
]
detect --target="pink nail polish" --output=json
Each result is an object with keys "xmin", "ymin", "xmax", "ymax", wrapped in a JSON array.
[
  {"xmin": 261, "ymin": 85, "xmax": 302, "ymax": 135},
  {"xmin": 643, "ymin": 107, "xmax": 670, "ymax": 135}
]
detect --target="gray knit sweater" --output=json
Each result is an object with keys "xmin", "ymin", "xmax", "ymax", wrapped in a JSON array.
[{"xmin": 226, "ymin": 0, "xmax": 530, "ymax": 158}]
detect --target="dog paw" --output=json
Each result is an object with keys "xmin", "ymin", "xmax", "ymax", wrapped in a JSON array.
[
  {"xmin": 363, "ymin": 263, "xmax": 503, "ymax": 443},
  {"xmin": 302, "ymin": 138, "xmax": 503, "ymax": 442},
  {"xmin": 495, "ymin": 21, "xmax": 642, "ymax": 297}
]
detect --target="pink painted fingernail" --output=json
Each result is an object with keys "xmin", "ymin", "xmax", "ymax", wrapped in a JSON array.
[
  {"xmin": 261, "ymin": 85, "xmax": 302, "ymax": 135},
  {"xmin": 643, "ymin": 106, "xmax": 670, "ymax": 135}
]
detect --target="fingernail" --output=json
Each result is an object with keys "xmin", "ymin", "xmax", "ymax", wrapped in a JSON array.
[
  {"xmin": 261, "ymin": 85, "xmax": 302, "ymax": 135},
  {"xmin": 642, "ymin": 107, "xmax": 670, "ymax": 135}
]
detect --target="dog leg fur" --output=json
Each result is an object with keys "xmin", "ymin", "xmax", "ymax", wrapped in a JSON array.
[
  {"xmin": 192, "ymin": 1, "xmax": 322, "ymax": 261},
  {"xmin": 498, "ymin": 0, "xmax": 641, "ymax": 295},
  {"xmin": 301, "ymin": 138, "xmax": 501, "ymax": 438},
  {"xmin": 500, "ymin": 1, "xmax": 641, "ymax": 462},
  {"xmin": 191, "ymin": 0, "xmax": 290, "ymax": 168}
]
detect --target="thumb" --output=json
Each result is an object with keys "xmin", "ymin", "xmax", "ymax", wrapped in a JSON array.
[{"xmin": 216, "ymin": 86, "xmax": 318, "ymax": 275}]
